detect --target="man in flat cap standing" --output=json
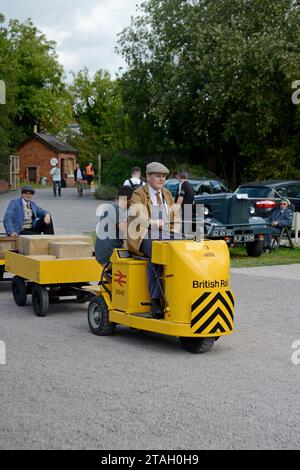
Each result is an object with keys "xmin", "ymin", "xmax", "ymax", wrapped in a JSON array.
[
  {"xmin": 127, "ymin": 162, "xmax": 180, "ymax": 318},
  {"xmin": 3, "ymin": 186, "xmax": 54, "ymax": 237}
]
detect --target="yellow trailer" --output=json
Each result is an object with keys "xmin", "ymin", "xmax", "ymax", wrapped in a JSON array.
[
  {"xmin": 87, "ymin": 239, "xmax": 235, "ymax": 353},
  {"xmin": 5, "ymin": 251, "xmax": 101, "ymax": 316},
  {"xmin": 0, "ymin": 234, "xmax": 18, "ymax": 281}
]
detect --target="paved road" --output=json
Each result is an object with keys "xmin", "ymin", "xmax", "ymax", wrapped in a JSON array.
[
  {"xmin": 0, "ymin": 189, "xmax": 299, "ymax": 449},
  {"xmin": 0, "ymin": 187, "xmax": 103, "ymax": 234}
]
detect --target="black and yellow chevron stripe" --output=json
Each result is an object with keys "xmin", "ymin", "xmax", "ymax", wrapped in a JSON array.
[{"xmin": 191, "ymin": 291, "xmax": 234, "ymax": 335}]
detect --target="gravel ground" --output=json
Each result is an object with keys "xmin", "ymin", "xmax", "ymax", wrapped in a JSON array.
[{"xmin": 0, "ymin": 189, "xmax": 299, "ymax": 449}]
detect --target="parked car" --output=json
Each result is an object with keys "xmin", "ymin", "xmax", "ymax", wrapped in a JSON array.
[
  {"xmin": 193, "ymin": 193, "xmax": 270, "ymax": 257},
  {"xmin": 165, "ymin": 178, "xmax": 229, "ymax": 198},
  {"xmin": 235, "ymin": 180, "xmax": 300, "ymax": 218}
]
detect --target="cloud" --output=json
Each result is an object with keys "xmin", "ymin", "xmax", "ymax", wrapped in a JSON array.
[
  {"xmin": 41, "ymin": 26, "xmax": 72, "ymax": 46},
  {"xmin": 1, "ymin": 0, "xmax": 142, "ymax": 76}
]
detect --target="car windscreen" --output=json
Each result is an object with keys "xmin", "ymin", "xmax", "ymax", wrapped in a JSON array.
[{"xmin": 236, "ymin": 187, "xmax": 271, "ymax": 197}]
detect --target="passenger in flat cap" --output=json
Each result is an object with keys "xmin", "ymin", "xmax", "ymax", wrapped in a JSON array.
[
  {"xmin": 127, "ymin": 162, "xmax": 181, "ymax": 319},
  {"xmin": 3, "ymin": 186, "xmax": 54, "ymax": 237}
]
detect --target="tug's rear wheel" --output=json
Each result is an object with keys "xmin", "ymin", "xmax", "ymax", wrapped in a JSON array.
[
  {"xmin": 180, "ymin": 337, "xmax": 216, "ymax": 354},
  {"xmin": 88, "ymin": 296, "xmax": 116, "ymax": 336}
]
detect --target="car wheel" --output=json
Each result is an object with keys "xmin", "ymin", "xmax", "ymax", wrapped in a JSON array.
[{"xmin": 246, "ymin": 240, "xmax": 263, "ymax": 257}]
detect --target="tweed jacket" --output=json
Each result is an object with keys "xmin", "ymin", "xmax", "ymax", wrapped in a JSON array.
[{"xmin": 126, "ymin": 183, "xmax": 180, "ymax": 254}]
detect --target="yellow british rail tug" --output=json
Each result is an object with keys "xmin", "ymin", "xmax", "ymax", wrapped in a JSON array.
[{"xmin": 87, "ymin": 239, "xmax": 234, "ymax": 353}]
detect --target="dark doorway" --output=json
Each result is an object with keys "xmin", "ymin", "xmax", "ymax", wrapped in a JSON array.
[{"xmin": 28, "ymin": 167, "xmax": 37, "ymax": 182}]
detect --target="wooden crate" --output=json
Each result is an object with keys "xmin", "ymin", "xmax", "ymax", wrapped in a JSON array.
[{"xmin": 0, "ymin": 236, "xmax": 18, "ymax": 258}]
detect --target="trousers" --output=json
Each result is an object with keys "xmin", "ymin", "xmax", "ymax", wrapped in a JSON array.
[{"xmin": 20, "ymin": 217, "xmax": 55, "ymax": 235}]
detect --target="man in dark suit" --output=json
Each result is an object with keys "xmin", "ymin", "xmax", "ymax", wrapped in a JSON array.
[
  {"xmin": 264, "ymin": 200, "xmax": 293, "ymax": 252},
  {"xmin": 3, "ymin": 186, "xmax": 54, "ymax": 237},
  {"xmin": 176, "ymin": 171, "xmax": 195, "ymax": 235}
]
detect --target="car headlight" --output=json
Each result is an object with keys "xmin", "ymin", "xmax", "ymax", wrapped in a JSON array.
[
  {"xmin": 204, "ymin": 207, "xmax": 209, "ymax": 216},
  {"xmin": 249, "ymin": 206, "xmax": 255, "ymax": 215}
]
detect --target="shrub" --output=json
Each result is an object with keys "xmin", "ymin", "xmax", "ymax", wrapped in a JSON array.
[
  {"xmin": 94, "ymin": 184, "xmax": 118, "ymax": 200},
  {"xmin": 101, "ymin": 153, "xmax": 146, "ymax": 187}
]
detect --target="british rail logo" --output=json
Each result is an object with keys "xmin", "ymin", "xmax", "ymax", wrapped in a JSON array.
[
  {"xmin": 114, "ymin": 271, "xmax": 127, "ymax": 287},
  {"xmin": 193, "ymin": 279, "xmax": 229, "ymax": 288}
]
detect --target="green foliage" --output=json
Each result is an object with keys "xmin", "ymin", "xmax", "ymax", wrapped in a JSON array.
[
  {"xmin": 246, "ymin": 147, "xmax": 300, "ymax": 181},
  {"xmin": 67, "ymin": 69, "xmax": 133, "ymax": 169},
  {"xmin": 94, "ymin": 184, "xmax": 118, "ymax": 201},
  {"xmin": 101, "ymin": 153, "xmax": 146, "ymax": 188},
  {"xmin": 117, "ymin": 0, "xmax": 300, "ymax": 184},
  {"xmin": 0, "ymin": 15, "xmax": 72, "ymax": 155}
]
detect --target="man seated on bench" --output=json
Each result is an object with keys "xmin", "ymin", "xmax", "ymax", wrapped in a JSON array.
[
  {"xmin": 263, "ymin": 199, "xmax": 293, "ymax": 253},
  {"xmin": 3, "ymin": 185, "xmax": 54, "ymax": 237}
]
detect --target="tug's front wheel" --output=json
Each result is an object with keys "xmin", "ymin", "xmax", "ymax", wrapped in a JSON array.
[
  {"xmin": 88, "ymin": 296, "xmax": 116, "ymax": 336},
  {"xmin": 180, "ymin": 337, "xmax": 216, "ymax": 354}
]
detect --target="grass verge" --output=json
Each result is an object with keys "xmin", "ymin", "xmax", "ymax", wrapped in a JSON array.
[
  {"xmin": 89, "ymin": 230, "xmax": 300, "ymax": 268},
  {"xmin": 230, "ymin": 246, "xmax": 300, "ymax": 268}
]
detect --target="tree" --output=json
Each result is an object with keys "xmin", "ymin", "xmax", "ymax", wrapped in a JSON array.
[
  {"xmin": 67, "ymin": 68, "xmax": 132, "ymax": 167},
  {"xmin": 0, "ymin": 15, "xmax": 72, "ymax": 155},
  {"xmin": 117, "ymin": 0, "xmax": 300, "ymax": 183},
  {"xmin": 9, "ymin": 18, "xmax": 72, "ymax": 138},
  {"xmin": 0, "ymin": 14, "xmax": 18, "ymax": 155}
]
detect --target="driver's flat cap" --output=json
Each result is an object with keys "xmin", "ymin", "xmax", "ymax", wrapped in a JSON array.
[{"xmin": 146, "ymin": 162, "xmax": 169, "ymax": 175}]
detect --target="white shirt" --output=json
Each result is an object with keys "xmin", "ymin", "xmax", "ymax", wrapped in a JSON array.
[
  {"xmin": 123, "ymin": 177, "xmax": 145, "ymax": 187},
  {"xmin": 76, "ymin": 168, "xmax": 83, "ymax": 180},
  {"xmin": 50, "ymin": 166, "xmax": 61, "ymax": 181},
  {"xmin": 148, "ymin": 184, "xmax": 169, "ymax": 218}
]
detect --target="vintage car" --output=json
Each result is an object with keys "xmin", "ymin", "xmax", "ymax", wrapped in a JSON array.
[{"xmin": 193, "ymin": 193, "xmax": 271, "ymax": 257}]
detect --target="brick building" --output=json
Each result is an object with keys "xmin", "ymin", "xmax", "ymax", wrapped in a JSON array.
[{"xmin": 18, "ymin": 133, "xmax": 78, "ymax": 185}]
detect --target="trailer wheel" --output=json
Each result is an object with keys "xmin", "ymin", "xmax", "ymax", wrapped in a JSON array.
[
  {"xmin": 12, "ymin": 276, "xmax": 27, "ymax": 306},
  {"xmin": 77, "ymin": 293, "xmax": 91, "ymax": 304},
  {"xmin": 246, "ymin": 240, "xmax": 263, "ymax": 257},
  {"xmin": 32, "ymin": 285, "xmax": 49, "ymax": 317},
  {"xmin": 180, "ymin": 337, "xmax": 215, "ymax": 354},
  {"xmin": 88, "ymin": 296, "xmax": 115, "ymax": 336}
]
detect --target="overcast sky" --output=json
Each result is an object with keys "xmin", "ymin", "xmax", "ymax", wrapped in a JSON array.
[{"xmin": 0, "ymin": 0, "xmax": 142, "ymax": 79}]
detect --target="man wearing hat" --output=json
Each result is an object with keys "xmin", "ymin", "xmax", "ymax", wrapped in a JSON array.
[
  {"xmin": 3, "ymin": 186, "xmax": 54, "ymax": 237},
  {"xmin": 127, "ymin": 162, "xmax": 180, "ymax": 318}
]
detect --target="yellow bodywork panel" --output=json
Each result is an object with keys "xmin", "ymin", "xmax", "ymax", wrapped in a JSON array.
[
  {"xmin": 106, "ymin": 241, "xmax": 234, "ymax": 338},
  {"xmin": 5, "ymin": 251, "xmax": 101, "ymax": 284},
  {"xmin": 110, "ymin": 250, "xmax": 150, "ymax": 313}
]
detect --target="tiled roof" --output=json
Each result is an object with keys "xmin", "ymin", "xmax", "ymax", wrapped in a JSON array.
[
  {"xmin": 18, "ymin": 133, "xmax": 78, "ymax": 153},
  {"xmin": 35, "ymin": 133, "xmax": 78, "ymax": 153}
]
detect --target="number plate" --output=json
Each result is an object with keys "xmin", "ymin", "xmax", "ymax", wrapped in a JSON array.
[{"xmin": 234, "ymin": 234, "xmax": 255, "ymax": 242}]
